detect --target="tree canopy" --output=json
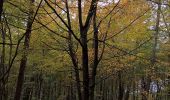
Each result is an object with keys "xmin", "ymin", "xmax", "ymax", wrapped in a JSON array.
[{"xmin": 0, "ymin": 0, "xmax": 170, "ymax": 100}]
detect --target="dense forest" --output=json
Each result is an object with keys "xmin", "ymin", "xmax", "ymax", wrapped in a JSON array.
[{"xmin": 0, "ymin": 0, "xmax": 170, "ymax": 100}]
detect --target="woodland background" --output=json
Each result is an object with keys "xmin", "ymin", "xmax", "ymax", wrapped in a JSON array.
[{"xmin": 0, "ymin": 0, "xmax": 170, "ymax": 100}]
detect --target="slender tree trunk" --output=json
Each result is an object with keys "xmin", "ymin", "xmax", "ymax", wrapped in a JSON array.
[
  {"xmin": 0, "ymin": 0, "xmax": 3, "ymax": 19},
  {"xmin": 0, "ymin": 24, "xmax": 6, "ymax": 100},
  {"xmin": 14, "ymin": 0, "xmax": 34, "ymax": 100},
  {"xmin": 90, "ymin": 3, "xmax": 98, "ymax": 100},
  {"xmin": 118, "ymin": 71, "xmax": 124, "ymax": 100},
  {"xmin": 168, "ymin": 54, "xmax": 170, "ymax": 99},
  {"xmin": 38, "ymin": 73, "xmax": 43, "ymax": 100},
  {"xmin": 150, "ymin": 1, "xmax": 161, "ymax": 100},
  {"xmin": 151, "ymin": 0, "xmax": 160, "ymax": 65},
  {"xmin": 141, "ymin": 77, "xmax": 149, "ymax": 100},
  {"xmin": 80, "ymin": 1, "xmax": 98, "ymax": 100},
  {"xmin": 124, "ymin": 84, "xmax": 131, "ymax": 100},
  {"xmin": 82, "ymin": 38, "xmax": 89, "ymax": 100},
  {"xmin": 102, "ymin": 80, "xmax": 106, "ymax": 100},
  {"xmin": 99, "ymin": 79, "xmax": 103, "ymax": 100},
  {"xmin": 65, "ymin": 1, "xmax": 82, "ymax": 99},
  {"xmin": 0, "ymin": 1, "xmax": 6, "ymax": 100}
]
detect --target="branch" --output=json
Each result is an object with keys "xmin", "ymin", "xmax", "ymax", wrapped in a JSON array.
[
  {"xmin": 44, "ymin": 0, "xmax": 82, "ymax": 45},
  {"xmin": 0, "ymin": 0, "xmax": 43, "ymax": 81},
  {"xmin": 78, "ymin": 0, "xmax": 83, "ymax": 30},
  {"xmin": 106, "ymin": 8, "xmax": 151, "ymax": 40},
  {"xmin": 84, "ymin": 0, "xmax": 98, "ymax": 29},
  {"xmin": 97, "ymin": 0, "xmax": 121, "ymax": 28}
]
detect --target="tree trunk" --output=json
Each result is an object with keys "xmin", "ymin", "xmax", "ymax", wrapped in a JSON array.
[
  {"xmin": 118, "ymin": 71, "xmax": 124, "ymax": 100},
  {"xmin": 65, "ymin": 0, "xmax": 82, "ymax": 99},
  {"xmin": 90, "ymin": 3, "xmax": 98, "ymax": 100},
  {"xmin": 0, "ymin": 1, "xmax": 6, "ymax": 100},
  {"xmin": 0, "ymin": 0, "xmax": 3, "ymax": 19},
  {"xmin": 150, "ymin": 1, "xmax": 161, "ymax": 100},
  {"xmin": 141, "ymin": 77, "xmax": 149, "ymax": 100},
  {"xmin": 124, "ymin": 85, "xmax": 130, "ymax": 100},
  {"xmin": 14, "ymin": 0, "xmax": 34, "ymax": 100},
  {"xmin": 37, "ymin": 72, "xmax": 43, "ymax": 100},
  {"xmin": 82, "ymin": 41, "xmax": 89, "ymax": 100}
]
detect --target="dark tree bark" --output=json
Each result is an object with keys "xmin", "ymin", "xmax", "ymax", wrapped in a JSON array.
[
  {"xmin": 80, "ymin": 1, "xmax": 98, "ymax": 100},
  {"xmin": 81, "ymin": 32, "xmax": 89, "ymax": 100},
  {"xmin": 118, "ymin": 71, "xmax": 124, "ymax": 100},
  {"xmin": 0, "ymin": 22, "xmax": 6, "ymax": 100},
  {"xmin": 90, "ymin": 3, "xmax": 98, "ymax": 100},
  {"xmin": 14, "ymin": 20, "xmax": 32, "ymax": 100},
  {"xmin": 0, "ymin": 0, "xmax": 3, "ymax": 20},
  {"xmin": 65, "ymin": 0, "xmax": 82, "ymax": 100},
  {"xmin": 37, "ymin": 73, "xmax": 43, "ymax": 100},
  {"xmin": 43, "ymin": 0, "xmax": 98, "ymax": 100},
  {"xmin": 14, "ymin": 0, "xmax": 42, "ymax": 100},
  {"xmin": 0, "ymin": 1, "xmax": 6, "ymax": 100}
]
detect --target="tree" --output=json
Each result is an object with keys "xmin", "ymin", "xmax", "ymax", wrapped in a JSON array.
[
  {"xmin": 14, "ymin": 0, "xmax": 42, "ymax": 100},
  {"xmin": 0, "ymin": 0, "xmax": 169, "ymax": 100}
]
